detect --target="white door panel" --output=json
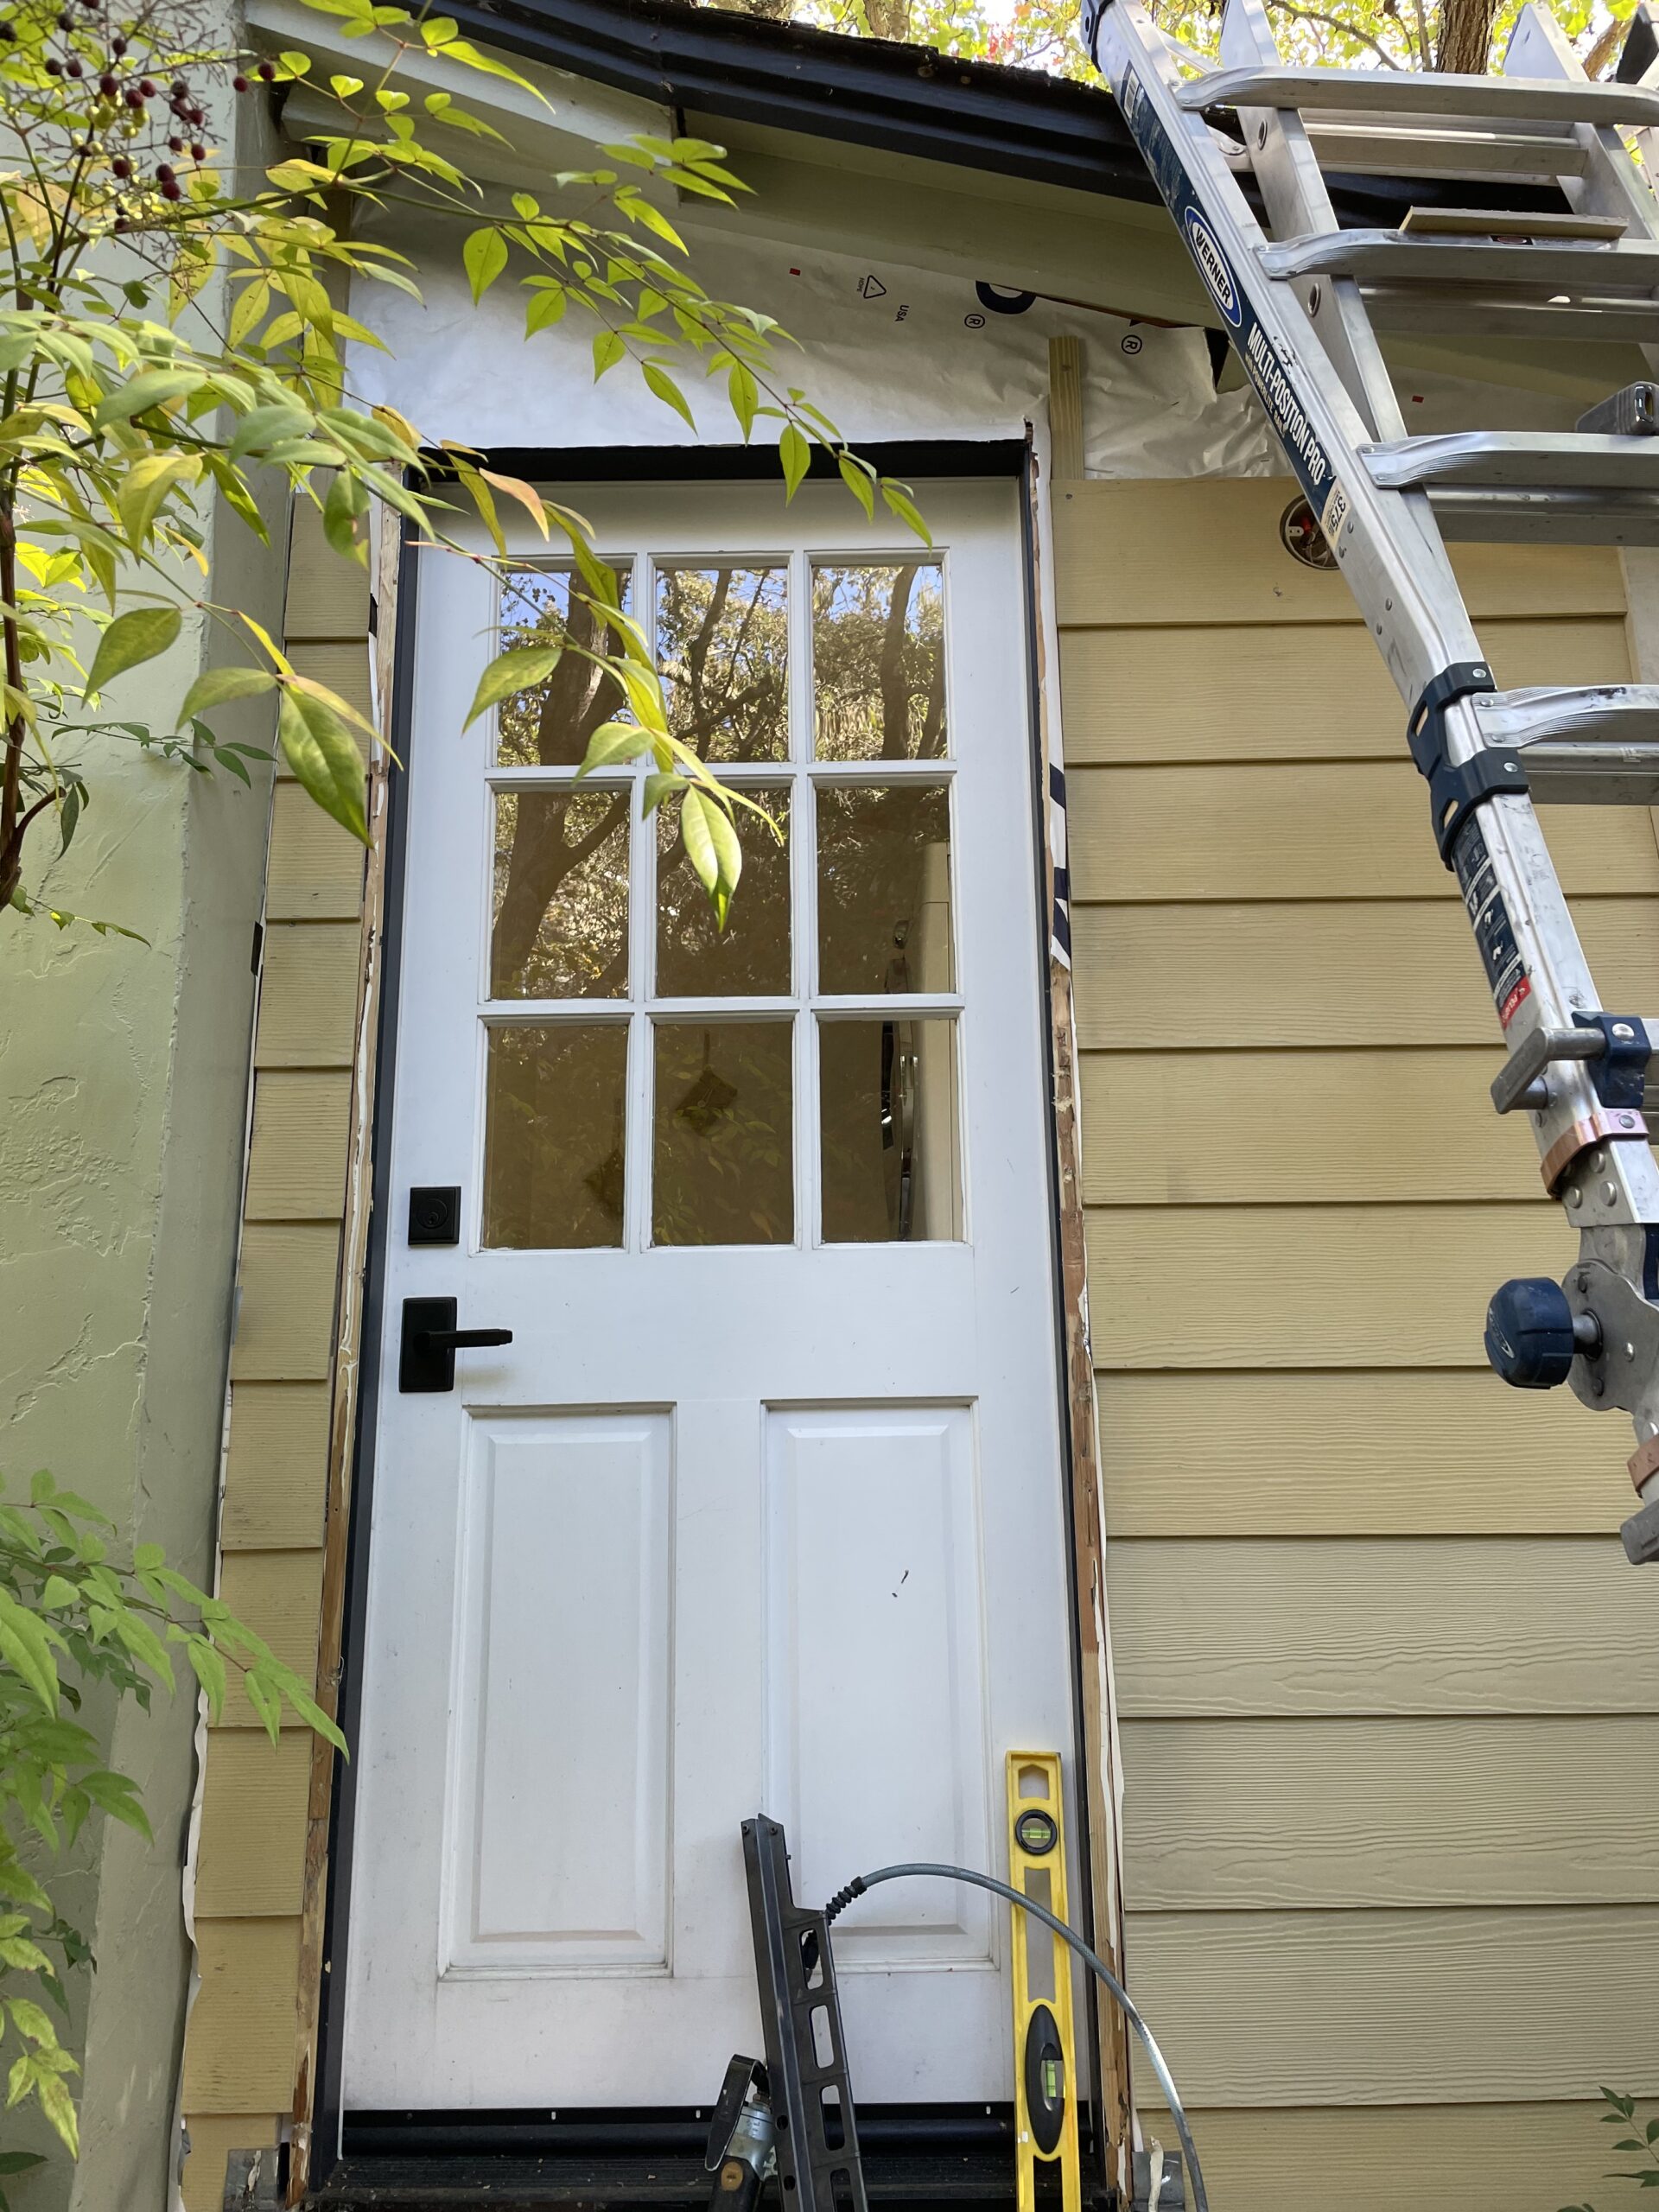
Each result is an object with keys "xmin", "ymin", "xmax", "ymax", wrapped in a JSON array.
[{"xmin": 342, "ymin": 480, "xmax": 1076, "ymax": 2113}]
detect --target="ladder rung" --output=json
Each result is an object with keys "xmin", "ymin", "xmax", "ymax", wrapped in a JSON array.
[
  {"xmin": 1474, "ymin": 684, "xmax": 1659, "ymax": 750},
  {"xmin": 1430, "ymin": 487, "xmax": 1659, "ymax": 544},
  {"xmin": 1361, "ymin": 285, "xmax": 1659, "ymax": 340},
  {"xmin": 1398, "ymin": 206, "xmax": 1627, "ymax": 239},
  {"xmin": 1518, "ymin": 741, "xmax": 1659, "ymax": 804},
  {"xmin": 1176, "ymin": 64, "xmax": 1659, "ymax": 128},
  {"xmin": 1363, "ymin": 431, "xmax": 1659, "ymax": 491},
  {"xmin": 1306, "ymin": 120, "xmax": 1590, "ymax": 178},
  {"xmin": 1259, "ymin": 230, "xmax": 1659, "ymax": 288}
]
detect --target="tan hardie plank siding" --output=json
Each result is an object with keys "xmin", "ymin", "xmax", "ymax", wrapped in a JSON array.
[
  {"xmin": 1056, "ymin": 478, "xmax": 1659, "ymax": 2210},
  {"xmin": 181, "ymin": 502, "xmax": 371, "ymax": 2212}
]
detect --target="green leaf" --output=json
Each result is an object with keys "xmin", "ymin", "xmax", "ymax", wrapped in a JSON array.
[
  {"xmin": 176, "ymin": 665, "xmax": 276, "ymax": 726},
  {"xmin": 462, "ymin": 645, "xmax": 564, "ymax": 731},
  {"xmin": 77, "ymin": 1771, "xmax": 153, "ymax": 1842},
  {"xmin": 679, "ymin": 786, "xmax": 741, "ymax": 930},
  {"xmin": 463, "ymin": 227, "xmax": 509, "ymax": 304},
  {"xmin": 577, "ymin": 720, "xmax": 650, "ymax": 775},
  {"xmin": 228, "ymin": 404, "xmax": 313, "ymax": 463},
  {"xmin": 641, "ymin": 771, "xmax": 683, "ymax": 817},
  {"xmin": 264, "ymin": 1666, "xmax": 347, "ymax": 1754},
  {"xmin": 779, "ymin": 423, "xmax": 810, "ymax": 502},
  {"xmin": 525, "ymin": 286, "xmax": 568, "ymax": 337},
  {"xmin": 0, "ymin": 1868, "xmax": 51, "ymax": 1915},
  {"xmin": 727, "ymin": 362, "xmax": 759, "ymax": 442},
  {"xmin": 111, "ymin": 1611, "xmax": 175, "ymax": 1693},
  {"xmin": 622, "ymin": 194, "xmax": 687, "ymax": 253},
  {"xmin": 0, "ymin": 2155, "xmax": 45, "ymax": 2177},
  {"xmin": 276, "ymin": 688, "xmax": 369, "ymax": 845},
  {"xmin": 323, "ymin": 470, "xmax": 370, "ymax": 562},
  {"xmin": 0, "ymin": 1592, "xmax": 59, "ymax": 1717},
  {"xmin": 592, "ymin": 331, "xmax": 626, "ymax": 381},
  {"xmin": 0, "ymin": 1940, "xmax": 54, "ymax": 1975},
  {"xmin": 243, "ymin": 1668, "xmax": 283, "ymax": 1747},
  {"xmin": 641, "ymin": 361, "xmax": 695, "ymax": 429},
  {"xmin": 92, "ymin": 369, "xmax": 203, "ymax": 428},
  {"xmin": 7, "ymin": 2002, "xmax": 58, "ymax": 2050},
  {"xmin": 83, "ymin": 607, "xmax": 182, "ymax": 701},
  {"xmin": 184, "ymin": 1638, "xmax": 227, "ymax": 1724},
  {"xmin": 837, "ymin": 452, "xmax": 876, "ymax": 520},
  {"xmin": 37, "ymin": 1578, "xmax": 76, "ymax": 1611},
  {"xmin": 117, "ymin": 454, "xmax": 200, "ymax": 550},
  {"xmin": 880, "ymin": 480, "xmax": 932, "ymax": 547},
  {"xmin": 35, "ymin": 2069, "xmax": 77, "ymax": 2158}
]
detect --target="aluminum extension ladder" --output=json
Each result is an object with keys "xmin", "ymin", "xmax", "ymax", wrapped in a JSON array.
[{"xmin": 1082, "ymin": 0, "xmax": 1659, "ymax": 1564}]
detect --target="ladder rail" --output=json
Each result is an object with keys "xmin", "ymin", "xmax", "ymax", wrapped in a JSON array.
[{"xmin": 1087, "ymin": 0, "xmax": 1659, "ymax": 1551}]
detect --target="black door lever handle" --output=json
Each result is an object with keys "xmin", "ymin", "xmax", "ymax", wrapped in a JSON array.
[{"xmin": 399, "ymin": 1298, "xmax": 513, "ymax": 1393}]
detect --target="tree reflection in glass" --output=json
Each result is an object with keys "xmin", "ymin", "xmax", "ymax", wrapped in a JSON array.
[
  {"xmin": 657, "ymin": 565, "xmax": 788, "ymax": 763},
  {"xmin": 812, "ymin": 563, "xmax": 946, "ymax": 760},
  {"xmin": 482, "ymin": 1023, "xmax": 629, "ymax": 1249},
  {"xmin": 492, "ymin": 791, "xmax": 630, "ymax": 1000},
  {"xmin": 652, "ymin": 1021, "xmax": 794, "ymax": 1245},
  {"xmin": 817, "ymin": 783, "xmax": 953, "ymax": 996},
  {"xmin": 494, "ymin": 566, "xmax": 631, "ymax": 769}
]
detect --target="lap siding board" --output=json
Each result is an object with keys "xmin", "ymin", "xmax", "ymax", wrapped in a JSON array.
[
  {"xmin": 181, "ymin": 499, "xmax": 370, "ymax": 2212},
  {"xmin": 1056, "ymin": 478, "xmax": 1659, "ymax": 2211}
]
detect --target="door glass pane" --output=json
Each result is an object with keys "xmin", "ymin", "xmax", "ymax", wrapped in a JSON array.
[
  {"xmin": 657, "ymin": 564, "xmax": 789, "ymax": 763},
  {"xmin": 819, "ymin": 1017, "xmax": 962, "ymax": 1243},
  {"xmin": 495, "ymin": 567, "xmax": 631, "ymax": 770},
  {"xmin": 812, "ymin": 562, "xmax": 946, "ymax": 760},
  {"xmin": 657, "ymin": 786, "xmax": 791, "ymax": 998},
  {"xmin": 653, "ymin": 1021, "xmax": 793, "ymax": 1246},
  {"xmin": 492, "ymin": 790, "xmax": 630, "ymax": 1001},
  {"xmin": 817, "ymin": 784, "xmax": 953, "ymax": 995},
  {"xmin": 482, "ymin": 1023, "xmax": 628, "ymax": 1249}
]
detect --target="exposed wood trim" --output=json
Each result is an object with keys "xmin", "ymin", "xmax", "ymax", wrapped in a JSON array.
[
  {"xmin": 1047, "ymin": 337, "xmax": 1085, "ymax": 484},
  {"xmin": 287, "ymin": 507, "xmax": 400, "ymax": 2204},
  {"xmin": 1026, "ymin": 451, "xmax": 1133, "ymax": 2189}
]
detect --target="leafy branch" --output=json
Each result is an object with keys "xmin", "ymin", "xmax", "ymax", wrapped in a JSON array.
[
  {"xmin": 0, "ymin": 0, "xmax": 926, "ymax": 938},
  {"xmin": 0, "ymin": 1470, "xmax": 340, "ymax": 2178}
]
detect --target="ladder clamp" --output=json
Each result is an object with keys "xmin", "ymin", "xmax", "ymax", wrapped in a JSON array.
[
  {"xmin": 1406, "ymin": 660, "xmax": 1528, "ymax": 865},
  {"xmin": 1491, "ymin": 1013, "xmax": 1653, "ymax": 1190}
]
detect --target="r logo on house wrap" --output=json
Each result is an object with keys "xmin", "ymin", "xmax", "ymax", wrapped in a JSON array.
[{"xmin": 1184, "ymin": 210, "xmax": 1242, "ymax": 327}]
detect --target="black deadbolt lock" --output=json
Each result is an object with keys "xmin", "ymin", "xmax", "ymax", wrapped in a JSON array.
[
  {"xmin": 409, "ymin": 1185, "xmax": 461, "ymax": 1246},
  {"xmin": 399, "ymin": 1297, "xmax": 513, "ymax": 1393}
]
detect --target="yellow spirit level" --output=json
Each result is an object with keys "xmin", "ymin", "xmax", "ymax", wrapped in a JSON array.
[{"xmin": 1006, "ymin": 1752, "xmax": 1082, "ymax": 2212}]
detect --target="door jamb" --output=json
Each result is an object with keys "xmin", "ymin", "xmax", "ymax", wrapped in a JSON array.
[{"xmin": 297, "ymin": 444, "xmax": 1118, "ymax": 2197}]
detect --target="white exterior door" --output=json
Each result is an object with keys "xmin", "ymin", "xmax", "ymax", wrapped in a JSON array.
[{"xmin": 341, "ymin": 480, "xmax": 1077, "ymax": 2115}]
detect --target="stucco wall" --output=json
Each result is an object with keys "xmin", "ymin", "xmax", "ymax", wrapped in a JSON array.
[{"xmin": 0, "ymin": 63, "xmax": 288, "ymax": 2206}]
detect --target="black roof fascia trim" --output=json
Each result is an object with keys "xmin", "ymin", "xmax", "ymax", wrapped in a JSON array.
[
  {"xmin": 448, "ymin": 0, "xmax": 1162, "ymax": 202},
  {"xmin": 444, "ymin": 0, "xmax": 1562, "ymax": 235}
]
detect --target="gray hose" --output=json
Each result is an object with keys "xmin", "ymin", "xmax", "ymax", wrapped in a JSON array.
[{"xmin": 823, "ymin": 1862, "xmax": 1208, "ymax": 2212}]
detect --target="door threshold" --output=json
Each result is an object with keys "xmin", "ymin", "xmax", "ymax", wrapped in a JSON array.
[{"xmin": 315, "ymin": 2106, "xmax": 1113, "ymax": 2212}]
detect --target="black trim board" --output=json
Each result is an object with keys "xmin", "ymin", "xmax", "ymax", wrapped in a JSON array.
[{"xmin": 424, "ymin": 440, "xmax": 1028, "ymax": 484}]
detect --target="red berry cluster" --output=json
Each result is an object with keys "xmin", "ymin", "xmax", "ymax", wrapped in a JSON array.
[{"xmin": 9, "ymin": 0, "xmax": 277, "ymax": 214}]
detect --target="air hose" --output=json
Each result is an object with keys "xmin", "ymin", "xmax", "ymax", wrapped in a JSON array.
[{"xmin": 823, "ymin": 1863, "xmax": 1208, "ymax": 2212}]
